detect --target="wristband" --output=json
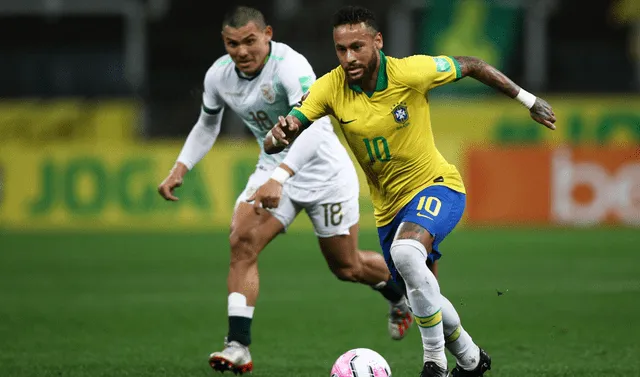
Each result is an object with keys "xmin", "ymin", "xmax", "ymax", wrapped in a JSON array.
[
  {"xmin": 516, "ymin": 88, "xmax": 537, "ymax": 109},
  {"xmin": 270, "ymin": 167, "xmax": 291, "ymax": 185}
]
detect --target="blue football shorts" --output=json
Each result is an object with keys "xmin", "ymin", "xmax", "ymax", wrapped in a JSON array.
[{"xmin": 377, "ymin": 185, "xmax": 466, "ymax": 283}]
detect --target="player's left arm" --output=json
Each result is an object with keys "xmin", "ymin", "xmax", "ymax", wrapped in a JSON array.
[{"xmin": 453, "ymin": 56, "xmax": 556, "ymax": 130}]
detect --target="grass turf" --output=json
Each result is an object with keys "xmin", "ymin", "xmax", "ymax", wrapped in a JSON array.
[{"xmin": 1, "ymin": 227, "xmax": 639, "ymax": 376}]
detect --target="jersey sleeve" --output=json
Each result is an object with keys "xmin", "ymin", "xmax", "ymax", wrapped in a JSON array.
[
  {"xmin": 202, "ymin": 65, "xmax": 225, "ymax": 115},
  {"xmin": 281, "ymin": 121, "xmax": 323, "ymax": 173},
  {"xmin": 176, "ymin": 108, "xmax": 223, "ymax": 169},
  {"xmin": 288, "ymin": 73, "xmax": 335, "ymax": 128},
  {"xmin": 401, "ymin": 55, "xmax": 462, "ymax": 94},
  {"xmin": 277, "ymin": 52, "xmax": 317, "ymax": 107}
]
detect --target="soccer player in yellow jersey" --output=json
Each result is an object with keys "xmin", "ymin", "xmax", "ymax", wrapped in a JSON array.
[{"xmin": 256, "ymin": 5, "xmax": 556, "ymax": 377}]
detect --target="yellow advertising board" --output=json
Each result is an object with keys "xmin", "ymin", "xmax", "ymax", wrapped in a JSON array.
[{"xmin": 0, "ymin": 141, "xmax": 377, "ymax": 231}]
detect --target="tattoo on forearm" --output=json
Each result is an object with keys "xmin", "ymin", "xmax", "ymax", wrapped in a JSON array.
[{"xmin": 454, "ymin": 56, "xmax": 520, "ymax": 98}]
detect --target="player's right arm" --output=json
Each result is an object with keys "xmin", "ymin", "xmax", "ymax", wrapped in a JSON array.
[
  {"xmin": 158, "ymin": 66, "xmax": 224, "ymax": 201},
  {"xmin": 263, "ymin": 114, "xmax": 304, "ymax": 154}
]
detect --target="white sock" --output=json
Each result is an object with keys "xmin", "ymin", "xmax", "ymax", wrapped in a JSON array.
[
  {"xmin": 228, "ymin": 292, "xmax": 255, "ymax": 318},
  {"xmin": 390, "ymin": 239, "xmax": 446, "ymax": 369},
  {"xmin": 441, "ymin": 294, "xmax": 480, "ymax": 370}
]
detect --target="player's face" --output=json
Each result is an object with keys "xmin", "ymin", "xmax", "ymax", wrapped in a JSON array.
[
  {"xmin": 333, "ymin": 23, "xmax": 383, "ymax": 86},
  {"xmin": 222, "ymin": 22, "xmax": 273, "ymax": 76}
]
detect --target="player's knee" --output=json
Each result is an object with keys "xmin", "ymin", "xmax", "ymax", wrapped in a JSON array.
[
  {"xmin": 229, "ymin": 228, "xmax": 260, "ymax": 263},
  {"xmin": 390, "ymin": 240, "xmax": 428, "ymax": 285}
]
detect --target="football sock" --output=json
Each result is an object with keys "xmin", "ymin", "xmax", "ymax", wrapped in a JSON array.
[
  {"xmin": 372, "ymin": 278, "xmax": 405, "ymax": 303},
  {"xmin": 441, "ymin": 294, "xmax": 480, "ymax": 370},
  {"xmin": 390, "ymin": 239, "xmax": 446, "ymax": 369},
  {"xmin": 227, "ymin": 292, "xmax": 254, "ymax": 346}
]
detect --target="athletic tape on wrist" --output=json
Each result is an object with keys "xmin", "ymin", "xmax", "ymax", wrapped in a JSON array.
[
  {"xmin": 270, "ymin": 167, "xmax": 290, "ymax": 185},
  {"xmin": 516, "ymin": 88, "xmax": 537, "ymax": 109}
]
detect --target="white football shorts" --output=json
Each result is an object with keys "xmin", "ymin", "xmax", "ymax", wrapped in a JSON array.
[{"xmin": 235, "ymin": 165, "xmax": 360, "ymax": 238}]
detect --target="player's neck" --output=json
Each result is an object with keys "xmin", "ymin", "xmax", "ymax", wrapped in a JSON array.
[
  {"xmin": 360, "ymin": 77, "xmax": 377, "ymax": 92},
  {"xmin": 360, "ymin": 60, "xmax": 381, "ymax": 92}
]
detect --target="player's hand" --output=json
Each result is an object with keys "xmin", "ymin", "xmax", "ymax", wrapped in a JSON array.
[
  {"xmin": 247, "ymin": 179, "xmax": 283, "ymax": 213},
  {"xmin": 271, "ymin": 115, "xmax": 300, "ymax": 146},
  {"xmin": 530, "ymin": 97, "xmax": 556, "ymax": 130},
  {"xmin": 158, "ymin": 163, "xmax": 188, "ymax": 201},
  {"xmin": 158, "ymin": 174, "xmax": 182, "ymax": 201}
]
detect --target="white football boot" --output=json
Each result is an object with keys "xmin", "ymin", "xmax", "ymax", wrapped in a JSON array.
[
  {"xmin": 209, "ymin": 337, "xmax": 253, "ymax": 374},
  {"xmin": 388, "ymin": 297, "xmax": 413, "ymax": 340}
]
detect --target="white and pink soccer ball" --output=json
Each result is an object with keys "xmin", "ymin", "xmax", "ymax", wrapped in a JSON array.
[{"xmin": 330, "ymin": 348, "xmax": 392, "ymax": 377}]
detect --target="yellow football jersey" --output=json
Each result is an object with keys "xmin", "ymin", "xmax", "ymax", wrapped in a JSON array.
[{"xmin": 290, "ymin": 51, "xmax": 465, "ymax": 226}]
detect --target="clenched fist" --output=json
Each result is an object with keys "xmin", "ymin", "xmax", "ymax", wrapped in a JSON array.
[{"xmin": 158, "ymin": 163, "xmax": 189, "ymax": 201}]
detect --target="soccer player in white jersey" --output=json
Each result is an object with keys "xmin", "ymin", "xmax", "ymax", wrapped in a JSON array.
[{"xmin": 156, "ymin": 6, "xmax": 411, "ymax": 375}]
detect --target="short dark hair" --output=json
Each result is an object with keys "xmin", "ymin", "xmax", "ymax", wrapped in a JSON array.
[
  {"xmin": 331, "ymin": 5, "xmax": 379, "ymax": 32},
  {"xmin": 222, "ymin": 6, "xmax": 267, "ymax": 30}
]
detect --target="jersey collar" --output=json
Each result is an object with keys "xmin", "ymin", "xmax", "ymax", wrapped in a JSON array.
[
  {"xmin": 348, "ymin": 50, "xmax": 388, "ymax": 96},
  {"xmin": 235, "ymin": 41, "xmax": 273, "ymax": 81}
]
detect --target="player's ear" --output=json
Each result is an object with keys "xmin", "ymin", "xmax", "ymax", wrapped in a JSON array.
[
  {"xmin": 220, "ymin": 31, "xmax": 229, "ymax": 47},
  {"xmin": 374, "ymin": 32, "xmax": 383, "ymax": 50},
  {"xmin": 264, "ymin": 25, "xmax": 273, "ymax": 41}
]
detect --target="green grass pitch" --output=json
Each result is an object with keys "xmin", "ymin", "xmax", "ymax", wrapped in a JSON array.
[{"xmin": 1, "ymin": 227, "xmax": 639, "ymax": 376}]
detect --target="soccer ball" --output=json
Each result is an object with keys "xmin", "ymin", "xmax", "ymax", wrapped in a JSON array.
[{"xmin": 330, "ymin": 348, "xmax": 392, "ymax": 377}]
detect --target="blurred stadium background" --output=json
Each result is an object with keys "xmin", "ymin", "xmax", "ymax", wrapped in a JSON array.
[{"xmin": 1, "ymin": 0, "xmax": 639, "ymax": 376}]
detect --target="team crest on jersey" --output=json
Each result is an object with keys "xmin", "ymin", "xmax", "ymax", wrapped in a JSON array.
[
  {"xmin": 260, "ymin": 83, "xmax": 276, "ymax": 104},
  {"xmin": 391, "ymin": 102, "xmax": 409, "ymax": 124}
]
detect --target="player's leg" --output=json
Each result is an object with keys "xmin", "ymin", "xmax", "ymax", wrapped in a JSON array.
[
  {"xmin": 316, "ymin": 223, "xmax": 390, "ymax": 284},
  {"xmin": 388, "ymin": 186, "xmax": 466, "ymax": 376},
  {"xmin": 391, "ymin": 222, "xmax": 447, "ymax": 376},
  {"xmin": 209, "ymin": 171, "xmax": 299, "ymax": 374},
  {"xmin": 209, "ymin": 201, "xmax": 284, "ymax": 374},
  {"xmin": 304, "ymin": 190, "xmax": 411, "ymax": 340},
  {"xmin": 315, "ymin": 223, "xmax": 412, "ymax": 339},
  {"xmin": 227, "ymin": 201, "xmax": 284, "ymax": 336},
  {"xmin": 441, "ymin": 295, "xmax": 491, "ymax": 377},
  {"xmin": 427, "ymin": 248, "xmax": 491, "ymax": 376}
]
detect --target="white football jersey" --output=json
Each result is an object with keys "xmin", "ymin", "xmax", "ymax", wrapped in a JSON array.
[{"xmin": 202, "ymin": 41, "xmax": 353, "ymax": 188}]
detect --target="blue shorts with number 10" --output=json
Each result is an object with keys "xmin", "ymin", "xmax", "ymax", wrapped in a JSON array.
[{"xmin": 377, "ymin": 185, "xmax": 466, "ymax": 283}]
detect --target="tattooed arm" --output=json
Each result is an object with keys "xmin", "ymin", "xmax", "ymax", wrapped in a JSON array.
[{"xmin": 453, "ymin": 56, "xmax": 557, "ymax": 130}]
